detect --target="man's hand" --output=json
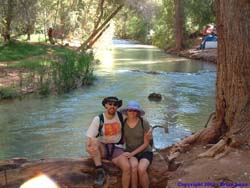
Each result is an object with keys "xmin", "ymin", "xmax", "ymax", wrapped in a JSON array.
[{"xmin": 86, "ymin": 138, "xmax": 98, "ymax": 157}]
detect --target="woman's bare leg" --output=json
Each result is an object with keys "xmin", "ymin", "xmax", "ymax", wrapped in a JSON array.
[
  {"xmin": 138, "ymin": 159, "xmax": 150, "ymax": 188},
  {"xmin": 129, "ymin": 157, "xmax": 138, "ymax": 188}
]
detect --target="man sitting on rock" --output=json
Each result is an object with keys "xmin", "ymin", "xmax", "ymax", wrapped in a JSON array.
[{"xmin": 85, "ymin": 96, "xmax": 131, "ymax": 188}]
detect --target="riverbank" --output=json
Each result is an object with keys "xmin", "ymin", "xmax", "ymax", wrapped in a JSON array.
[{"xmin": 167, "ymin": 48, "xmax": 217, "ymax": 64}]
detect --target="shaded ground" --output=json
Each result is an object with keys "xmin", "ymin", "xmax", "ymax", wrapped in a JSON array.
[{"xmin": 159, "ymin": 144, "xmax": 250, "ymax": 188}]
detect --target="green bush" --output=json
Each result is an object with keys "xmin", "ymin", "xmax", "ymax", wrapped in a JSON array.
[
  {"xmin": 51, "ymin": 51, "xmax": 94, "ymax": 93},
  {"xmin": 39, "ymin": 81, "xmax": 51, "ymax": 96},
  {"xmin": 0, "ymin": 86, "xmax": 20, "ymax": 99}
]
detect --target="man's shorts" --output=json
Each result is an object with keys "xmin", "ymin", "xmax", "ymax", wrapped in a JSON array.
[
  {"xmin": 101, "ymin": 143, "xmax": 124, "ymax": 160},
  {"xmin": 135, "ymin": 151, "xmax": 153, "ymax": 164}
]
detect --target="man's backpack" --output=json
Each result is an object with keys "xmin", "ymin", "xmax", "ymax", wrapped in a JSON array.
[{"xmin": 96, "ymin": 111, "xmax": 124, "ymax": 144}]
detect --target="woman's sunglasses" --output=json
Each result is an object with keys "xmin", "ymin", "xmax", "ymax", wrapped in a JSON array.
[{"xmin": 127, "ymin": 109, "xmax": 138, "ymax": 112}]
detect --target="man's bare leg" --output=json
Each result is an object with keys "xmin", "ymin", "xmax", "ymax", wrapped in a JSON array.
[{"xmin": 112, "ymin": 155, "xmax": 131, "ymax": 188}]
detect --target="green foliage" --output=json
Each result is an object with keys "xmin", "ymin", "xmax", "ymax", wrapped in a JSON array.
[
  {"xmin": 52, "ymin": 52, "xmax": 78, "ymax": 93},
  {"xmin": 39, "ymin": 81, "xmax": 50, "ymax": 96},
  {"xmin": 184, "ymin": 0, "xmax": 215, "ymax": 32},
  {"xmin": 114, "ymin": 8, "xmax": 148, "ymax": 42},
  {"xmin": 151, "ymin": 0, "xmax": 175, "ymax": 49},
  {"xmin": 149, "ymin": 0, "xmax": 215, "ymax": 49},
  {"xmin": 0, "ymin": 41, "xmax": 47, "ymax": 61},
  {"xmin": 1, "ymin": 0, "xmax": 215, "ymax": 51},
  {"xmin": 51, "ymin": 51, "xmax": 94, "ymax": 93},
  {"xmin": 0, "ymin": 86, "xmax": 20, "ymax": 99},
  {"xmin": 7, "ymin": 60, "xmax": 51, "ymax": 71},
  {"xmin": 78, "ymin": 52, "xmax": 95, "ymax": 85},
  {"xmin": 127, "ymin": 16, "xmax": 148, "ymax": 42}
]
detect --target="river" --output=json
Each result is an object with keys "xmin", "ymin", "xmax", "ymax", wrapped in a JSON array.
[{"xmin": 0, "ymin": 40, "xmax": 216, "ymax": 160}]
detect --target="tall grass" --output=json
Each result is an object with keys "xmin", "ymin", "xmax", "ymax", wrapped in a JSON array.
[
  {"xmin": 0, "ymin": 86, "xmax": 21, "ymax": 99},
  {"xmin": 52, "ymin": 51, "xmax": 94, "ymax": 93}
]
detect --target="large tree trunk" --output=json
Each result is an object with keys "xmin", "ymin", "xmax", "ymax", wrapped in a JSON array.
[
  {"xmin": 174, "ymin": 0, "xmax": 184, "ymax": 51},
  {"xmin": 214, "ymin": 0, "xmax": 250, "ymax": 146},
  {"xmin": 3, "ymin": 0, "xmax": 14, "ymax": 41}
]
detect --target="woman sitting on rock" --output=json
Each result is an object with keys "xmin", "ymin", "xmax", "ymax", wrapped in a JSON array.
[{"xmin": 120, "ymin": 101, "xmax": 153, "ymax": 188}]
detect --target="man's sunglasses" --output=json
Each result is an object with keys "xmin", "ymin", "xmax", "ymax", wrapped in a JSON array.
[{"xmin": 107, "ymin": 102, "xmax": 118, "ymax": 107}]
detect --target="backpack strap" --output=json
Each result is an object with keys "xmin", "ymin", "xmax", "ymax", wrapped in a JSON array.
[
  {"xmin": 117, "ymin": 111, "xmax": 123, "ymax": 125},
  {"xmin": 139, "ymin": 117, "xmax": 145, "ymax": 139},
  {"xmin": 139, "ymin": 117, "xmax": 144, "ymax": 129},
  {"xmin": 117, "ymin": 111, "xmax": 124, "ymax": 144},
  {"xmin": 96, "ymin": 113, "xmax": 104, "ymax": 137}
]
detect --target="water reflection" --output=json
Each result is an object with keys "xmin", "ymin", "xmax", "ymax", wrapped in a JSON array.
[{"xmin": 0, "ymin": 40, "xmax": 216, "ymax": 160}]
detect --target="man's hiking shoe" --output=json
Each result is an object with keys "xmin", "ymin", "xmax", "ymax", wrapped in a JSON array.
[{"xmin": 94, "ymin": 168, "xmax": 106, "ymax": 187}]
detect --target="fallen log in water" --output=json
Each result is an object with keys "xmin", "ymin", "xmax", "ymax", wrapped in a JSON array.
[{"xmin": 0, "ymin": 152, "xmax": 168, "ymax": 188}]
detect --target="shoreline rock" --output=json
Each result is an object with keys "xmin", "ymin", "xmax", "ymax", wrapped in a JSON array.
[
  {"xmin": 0, "ymin": 153, "xmax": 169, "ymax": 188},
  {"xmin": 167, "ymin": 48, "xmax": 217, "ymax": 64}
]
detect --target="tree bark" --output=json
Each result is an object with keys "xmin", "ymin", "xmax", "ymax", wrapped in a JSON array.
[
  {"xmin": 78, "ymin": 5, "xmax": 123, "ymax": 50},
  {"xmin": 174, "ymin": 0, "xmax": 184, "ymax": 51},
  {"xmin": 3, "ymin": 0, "xmax": 14, "ymax": 41},
  {"xmin": 87, "ymin": 23, "xmax": 110, "ymax": 49},
  {"xmin": 214, "ymin": 0, "xmax": 250, "ymax": 146}
]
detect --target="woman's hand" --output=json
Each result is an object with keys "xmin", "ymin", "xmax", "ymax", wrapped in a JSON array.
[
  {"xmin": 144, "ymin": 128, "xmax": 152, "ymax": 143},
  {"xmin": 122, "ymin": 152, "xmax": 132, "ymax": 158}
]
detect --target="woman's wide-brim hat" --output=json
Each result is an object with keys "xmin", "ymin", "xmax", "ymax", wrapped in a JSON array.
[
  {"xmin": 120, "ymin": 101, "xmax": 145, "ymax": 116},
  {"xmin": 102, "ymin": 96, "xmax": 122, "ymax": 108}
]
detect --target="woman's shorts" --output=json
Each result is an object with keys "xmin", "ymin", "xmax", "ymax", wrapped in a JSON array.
[
  {"xmin": 135, "ymin": 151, "xmax": 153, "ymax": 164},
  {"xmin": 101, "ymin": 143, "xmax": 124, "ymax": 160}
]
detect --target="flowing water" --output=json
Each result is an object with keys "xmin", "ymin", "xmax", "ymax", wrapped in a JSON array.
[{"xmin": 0, "ymin": 40, "xmax": 216, "ymax": 160}]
